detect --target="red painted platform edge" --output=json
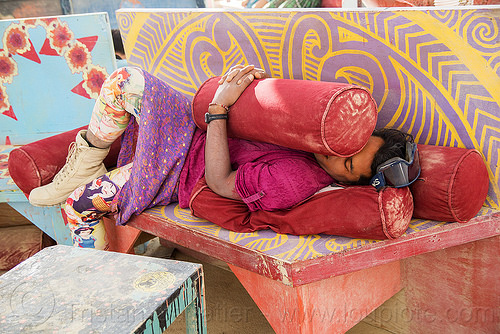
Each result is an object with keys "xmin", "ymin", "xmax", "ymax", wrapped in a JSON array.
[
  {"xmin": 128, "ymin": 211, "xmax": 500, "ymax": 287},
  {"xmin": 291, "ymin": 212, "xmax": 500, "ymax": 285}
]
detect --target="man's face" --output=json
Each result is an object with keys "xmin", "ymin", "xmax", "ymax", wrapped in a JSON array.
[{"xmin": 314, "ymin": 136, "xmax": 384, "ymax": 183}]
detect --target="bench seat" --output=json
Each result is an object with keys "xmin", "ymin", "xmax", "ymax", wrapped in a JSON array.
[
  {"xmin": 127, "ymin": 204, "xmax": 499, "ymax": 333},
  {"xmin": 130, "ymin": 204, "xmax": 499, "ymax": 286},
  {"xmin": 4, "ymin": 6, "xmax": 500, "ymax": 333}
]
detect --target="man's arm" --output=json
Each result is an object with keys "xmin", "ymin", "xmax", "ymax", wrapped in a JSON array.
[
  {"xmin": 204, "ymin": 104, "xmax": 239, "ymax": 199},
  {"xmin": 204, "ymin": 65, "xmax": 266, "ymax": 200}
]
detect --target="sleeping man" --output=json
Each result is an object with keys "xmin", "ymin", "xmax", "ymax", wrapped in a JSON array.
[{"xmin": 29, "ymin": 65, "xmax": 419, "ymax": 249}]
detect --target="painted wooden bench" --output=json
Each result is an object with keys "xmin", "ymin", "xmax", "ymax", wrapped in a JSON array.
[
  {"xmin": 113, "ymin": 6, "xmax": 500, "ymax": 333},
  {"xmin": 0, "ymin": 13, "xmax": 119, "ymax": 246}
]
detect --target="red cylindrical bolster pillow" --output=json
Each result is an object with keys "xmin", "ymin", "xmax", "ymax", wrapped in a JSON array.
[
  {"xmin": 8, "ymin": 127, "xmax": 121, "ymax": 195},
  {"xmin": 190, "ymin": 177, "xmax": 413, "ymax": 239},
  {"xmin": 192, "ymin": 77, "xmax": 378, "ymax": 157},
  {"xmin": 410, "ymin": 145, "xmax": 489, "ymax": 223}
]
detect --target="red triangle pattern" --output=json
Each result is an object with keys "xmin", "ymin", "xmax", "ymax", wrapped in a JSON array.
[
  {"xmin": 18, "ymin": 39, "xmax": 41, "ymax": 63},
  {"xmin": 71, "ymin": 81, "xmax": 91, "ymax": 99},
  {"xmin": 2, "ymin": 106, "xmax": 18, "ymax": 120},
  {"xmin": 5, "ymin": 136, "xmax": 11, "ymax": 145},
  {"xmin": 77, "ymin": 36, "xmax": 98, "ymax": 52},
  {"xmin": 38, "ymin": 36, "xmax": 98, "ymax": 56},
  {"xmin": 39, "ymin": 38, "xmax": 59, "ymax": 56}
]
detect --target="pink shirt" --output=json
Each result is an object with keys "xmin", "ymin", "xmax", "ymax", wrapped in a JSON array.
[{"xmin": 178, "ymin": 129, "xmax": 334, "ymax": 211}]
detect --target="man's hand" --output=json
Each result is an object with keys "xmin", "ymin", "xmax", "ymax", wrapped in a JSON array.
[{"xmin": 211, "ymin": 65, "xmax": 267, "ymax": 108}]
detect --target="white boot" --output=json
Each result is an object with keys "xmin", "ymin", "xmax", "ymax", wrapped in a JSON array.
[{"xmin": 29, "ymin": 130, "xmax": 110, "ymax": 206}]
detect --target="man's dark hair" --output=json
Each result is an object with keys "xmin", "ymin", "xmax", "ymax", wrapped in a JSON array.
[{"xmin": 356, "ymin": 128, "xmax": 413, "ymax": 185}]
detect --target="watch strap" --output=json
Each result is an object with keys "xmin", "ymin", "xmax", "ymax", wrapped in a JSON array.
[{"xmin": 205, "ymin": 112, "xmax": 228, "ymax": 124}]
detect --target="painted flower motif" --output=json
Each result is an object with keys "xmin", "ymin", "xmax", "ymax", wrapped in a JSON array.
[
  {"xmin": 0, "ymin": 52, "xmax": 18, "ymax": 84},
  {"xmin": 0, "ymin": 84, "xmax": 11, "ymax": 114},
  {"xmin": 3, "ymin": 23, "xmax": 30, "ymax": 55},
  {"xmin": 64, "ymin": 41, "xmax": 91, "ymax": 74},
  {"xmin": 83, "ymin": 65, "xmax": 108, "ymax": 99},
  {"xmin": 47, "ymin": 21, "xmax": 74, "ymax": 55},
  {"xmin": 36, "ymin": 18, "xmax": 58, "ymax": 28}
]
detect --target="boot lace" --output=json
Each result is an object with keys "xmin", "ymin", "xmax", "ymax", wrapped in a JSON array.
[{"xmin": 53, "ymin": 142, "xmax": 78, "ymax": 186}]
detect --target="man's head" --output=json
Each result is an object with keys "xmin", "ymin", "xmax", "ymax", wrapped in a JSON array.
[
  {"xmin": 358, "ymin": 128, "xmax": 414, "ymax": 185},
  {"xmin": 314, "ymin": 128, "xmax": 412, "ymax": 185}
]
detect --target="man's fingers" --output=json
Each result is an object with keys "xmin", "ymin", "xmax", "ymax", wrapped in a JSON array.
[
  {"xmin": 225, "ymin": 71, "xmax": 236, "ymax": 83},
  {"xmin": 226, "ymin": 66, "xmax": 245, "ymax": 82},
  {"xmin": 229, "ymin": 64, "xmax": 245, "ymax": 71},
  {"xmin": 244, "ymin": 73, "xmax": 255, "ymax": 83},
  {"xmin": 237, "ymin": 67, "xmax": 266, "ymax": 82},
  {"xmin": 235, "ymin": 65, "xmax": 256, "ymax": 84},
  {"xmin": 254, "ymin": 68, "xmax": 268, "ymax": 79},
  {"xmin": 220, "ymin": 64, "xmax": 263, "ymax": 85},
  {"xmin": 219, "ymin": 64, "xmax": 245, "ymax": 84}
]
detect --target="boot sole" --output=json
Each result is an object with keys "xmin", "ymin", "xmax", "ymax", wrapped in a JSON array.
[{"xmin": 29, "ymin": 196, "xmax": 67, "ymax": 207}]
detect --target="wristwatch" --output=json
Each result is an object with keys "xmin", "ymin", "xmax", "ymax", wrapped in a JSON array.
[{"xmin": 205, "ymin": 112, "xmax": 228, "ymax": 124}]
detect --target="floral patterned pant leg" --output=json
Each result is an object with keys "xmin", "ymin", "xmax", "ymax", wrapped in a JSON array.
[
  {"xmin": 65, "ymin": 164, "xmax": 133, "ymax": 249},
  {"xmin": 88, "ymin": 66, "xmax": 145, "ymax": 143},
  {"xmin": 65, "ymin": 66, "xmax": 145, "ymax": 249}
]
